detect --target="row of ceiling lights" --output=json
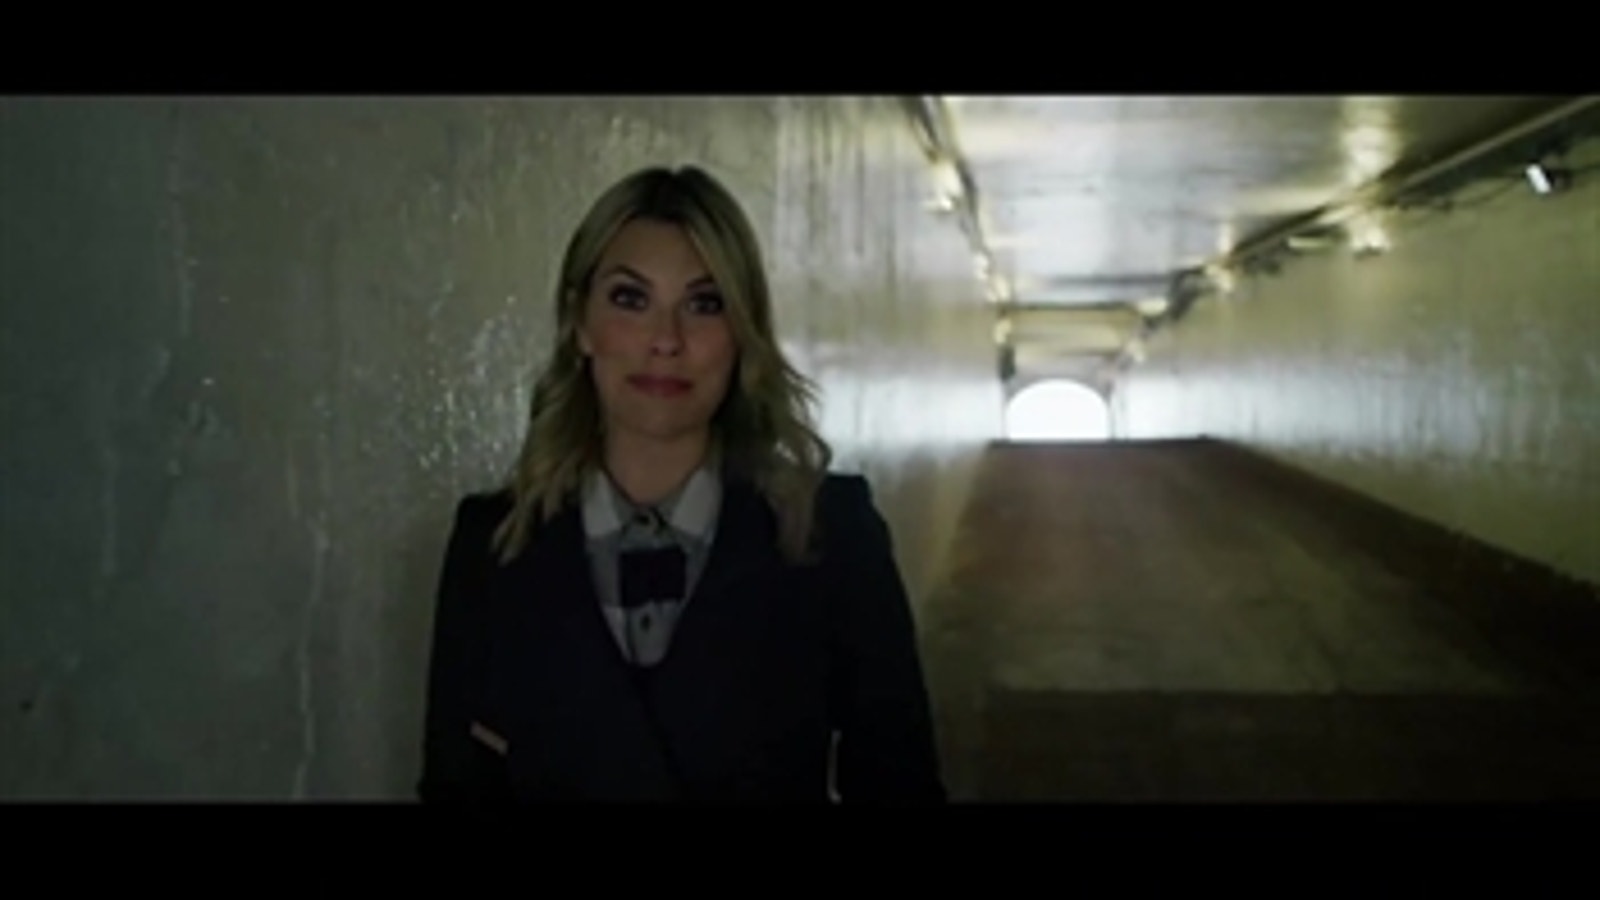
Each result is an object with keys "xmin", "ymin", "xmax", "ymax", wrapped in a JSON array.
[
  {"xmin": 1192, "ymin": 96, "xmax": 1600, "ymax": 304},
  {"xmin": 908, "ymin": 95, "xmax": 1600, "ymax": 384},
  {"xmin": 903, "ymin": 97, "xmax": 1014, "ymax": 307}
]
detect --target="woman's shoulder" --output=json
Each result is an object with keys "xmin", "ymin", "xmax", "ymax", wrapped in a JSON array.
[
  {"xmin": 453, "ymin": 486, "xmax": 515, "ymax": 520},
  {"xmin": 813, "ymin": 470, "xmax": 886, "ymax": 536},
  {"xmin": 446, "ymin": 487, "xmax": 516, "ymax": 543},
  {"xmin": 448, "ymin": 485, "xmax": 512, "ymax": 517},
  {"xmin": 816, "ymin": 470, "xmax": 874, "ymax": 506}
]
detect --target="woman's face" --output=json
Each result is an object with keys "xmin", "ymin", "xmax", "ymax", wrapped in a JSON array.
[{"xmin": 578, "ymin": 218, "xmax": 738, "ymax": 447}]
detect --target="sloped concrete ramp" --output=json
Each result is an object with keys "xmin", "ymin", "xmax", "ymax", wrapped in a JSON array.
[{"xmin": 920, "ymin": 439, "xmax": 1600, "ymax": 801}]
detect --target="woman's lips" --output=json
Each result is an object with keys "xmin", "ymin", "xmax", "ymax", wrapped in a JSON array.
[{"xmin": 626, "ymin": 374, "xmax": 693, "ymax": 396}]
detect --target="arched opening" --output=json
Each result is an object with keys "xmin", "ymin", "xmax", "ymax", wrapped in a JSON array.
[{"xmin": 1004, "ymin": 379, "xmax": 1111, "ymax": 442}]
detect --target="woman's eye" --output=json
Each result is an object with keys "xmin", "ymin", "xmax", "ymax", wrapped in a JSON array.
[
  {"xmin": 609, "ymin": 285, "xmax": 647, "ymax": 308},
  {"xmin": 690, "ymin": 293, "xmax": 724, "ymax": 314}
]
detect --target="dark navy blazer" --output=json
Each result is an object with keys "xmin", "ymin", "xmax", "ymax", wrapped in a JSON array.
[{"xmin": 416, "ymin": 472, "xmax": 946, "ymax": 803}]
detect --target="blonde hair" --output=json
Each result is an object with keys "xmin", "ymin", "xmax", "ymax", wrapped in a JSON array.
[{"xmin": 492, "ymin": 165, "xmax": 833, "ymax": 565}]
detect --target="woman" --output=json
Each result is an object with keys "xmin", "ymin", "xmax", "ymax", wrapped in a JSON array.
[{"xmin": 417, "ymin": 165, "xmax": 945, "ymax": 802}]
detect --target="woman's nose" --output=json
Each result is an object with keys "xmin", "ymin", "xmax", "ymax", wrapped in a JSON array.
[{"xmin": 648, "ymin": 310, "xmax": 684, "ymax": 355}]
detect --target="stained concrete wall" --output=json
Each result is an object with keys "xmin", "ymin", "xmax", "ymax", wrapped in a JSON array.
[
  {"xmin": 0, "ymin": 97, "xmax": 1002, "ymax": 799},
  {"xmin": 1112, "ymin": 135, "xmax": 1600, "ymax": 588}
]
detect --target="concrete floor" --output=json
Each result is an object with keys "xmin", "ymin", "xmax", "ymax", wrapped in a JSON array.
[{"xmin": 921, "ymin": 438, "xmax": 1600, "ymax": 802}]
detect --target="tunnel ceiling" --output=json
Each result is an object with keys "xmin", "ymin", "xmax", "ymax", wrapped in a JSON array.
[{"xmin": 930, "ymin": 95, "xmax": 1577, "ymax": 391}]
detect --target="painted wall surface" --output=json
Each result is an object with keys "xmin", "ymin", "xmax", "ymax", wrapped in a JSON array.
[
  {"xmin": 1112, "ymin": 136, "xmax": 1600, "ymax": 587},
  {"xmin": 0, "ymin": 97, "xmax": 1003, "ymax": 798}
]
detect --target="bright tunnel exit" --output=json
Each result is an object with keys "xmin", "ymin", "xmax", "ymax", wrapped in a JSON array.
[{"xmin": 1004, "ymin": 379, "xmax": 1112, "ymax": 442}]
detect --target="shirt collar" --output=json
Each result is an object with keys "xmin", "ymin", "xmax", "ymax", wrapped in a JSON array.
[{"xmin": 581, "ymin": 459, "xmax": 722, "ymax": 541}]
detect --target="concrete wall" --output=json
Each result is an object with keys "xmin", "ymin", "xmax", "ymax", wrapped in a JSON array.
[
  {"xmin": 1112, "ymin": 135, "xmax": 1600, "ymax": 588},
  {"xmin": 0, "ymin": 97, "xmax": 1002, "ymax": 799}
]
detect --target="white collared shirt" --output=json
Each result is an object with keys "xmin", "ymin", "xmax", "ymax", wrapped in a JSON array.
[{"xmin": 580, "ymin": 462, "xmax": 722, "ymax": 667}]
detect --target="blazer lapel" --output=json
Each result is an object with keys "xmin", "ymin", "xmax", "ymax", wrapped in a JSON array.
[
  {"xmin": 476, "ymin": 479, "xmax": 801, "ymax": 799},
  {"xmin": 484, "ymin": 502, "xmax": 682, "ymax": 798},
  {"xmin": 643, "ymin": 478, "xmax": 832, "ymax": 796},
  {"xmin": 670, "ymin": 478, "xmax": 784, "ymax": 649}
]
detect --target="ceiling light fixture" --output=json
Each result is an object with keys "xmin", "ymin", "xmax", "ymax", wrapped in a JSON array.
[
  {"xmin": 1286, "ymin": 234, "xmax": 1337, "ymax": 252},
  {"xmin": 1346, "ymin": 208, "xmax": 1392, "ymax": 257},
  {"xmin": 1525, "ymin": 158, "xmax": 1568, "ymax": 195},
  {"xmin": 993, "ymin": 313, "xmax": 1014, "ymax": 346},
  {"xmin": 1203, "ymin": 263, "xmax": 1236, "ymax": 296},
  {"xmin": 1132, "ymin": 296, "xmax": 1170, "ymax": 317},
  {"xmin": 931, "ymin": 157, "xmax": 965, "ymax": 203},
  {"xmin": 987, "ymin": 274, "xmax": 1013, "ymax": 304}
]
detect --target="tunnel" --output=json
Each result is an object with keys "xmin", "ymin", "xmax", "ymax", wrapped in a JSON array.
[{"xmin": 2, "ymin": 95, "xmax": 1598, "ymax": 801}]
